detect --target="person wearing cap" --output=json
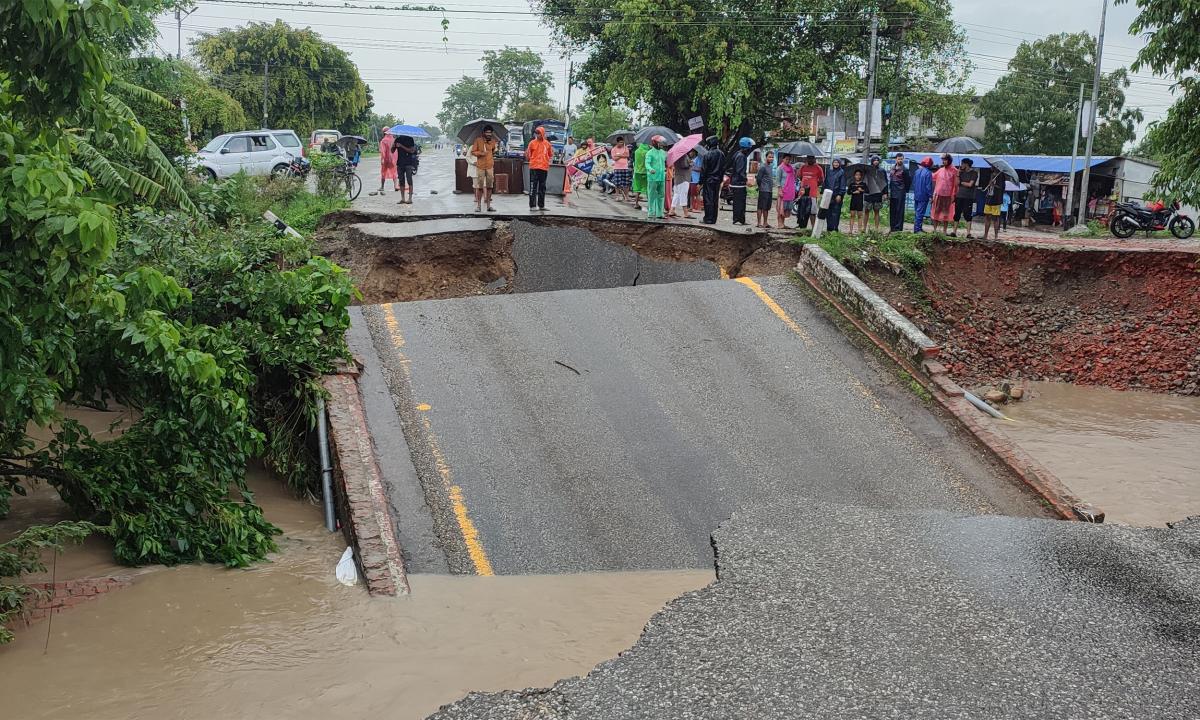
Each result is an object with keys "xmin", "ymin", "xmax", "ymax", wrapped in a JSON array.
[
  {"xmin": 728, "ymin": 137, "xmax": 753, "ymax": 226},
  {"xmin": 470, "ymin": 125, "xmax": 499, "ymax": 212},
  {"xmin": 525, "ymin": 125, "xmax": 553, "ymax": 212},
  {"xmin": 911, "ymin": 156, "xmax": 934, "ymax": 232},
  {"xmin": 645, "ymin": 135, "xmax": 668, "ymax": 219},
  {"xmin": 954, "ymin": 157, "xmax": 978, "ymax": 238},
  {"xmin": 863, "ymin": 155, "xmax": 887, "ymax": 232},
  {"xmin": 699, "ymin": 136, "xmax": 725, "ymax": 224}
]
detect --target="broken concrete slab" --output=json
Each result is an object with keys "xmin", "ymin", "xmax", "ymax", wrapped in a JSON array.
[{"xmin": 430, "ymin": 500, "xmax": 1200, "ymax": 719}]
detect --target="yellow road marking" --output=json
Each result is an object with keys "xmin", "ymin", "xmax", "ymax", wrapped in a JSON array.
[
  {"xmin": 380, "ymin": 303, "xmax": 495, "ymax": 576},
  {"xmin": 416, "ymin": 403, "xmax": 432, "ymax": 411},
  {"xmin": 735, "ymin": 277, "xmax": 815, "ymax": 346}
]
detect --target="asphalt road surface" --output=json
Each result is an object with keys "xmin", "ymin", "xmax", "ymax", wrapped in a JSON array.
[
  {"xmin": 432, "ymin": 504, "xmax": 1200, "ymax": 719},
  {"xmin": 359, "ymin": 274, "xmax": 1044, "ymax": 575}
]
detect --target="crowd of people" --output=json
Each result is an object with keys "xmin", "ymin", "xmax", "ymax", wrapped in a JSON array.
[{"xmin": 373, "ymin": 125, "xmax": 1015, "ymax": 239}]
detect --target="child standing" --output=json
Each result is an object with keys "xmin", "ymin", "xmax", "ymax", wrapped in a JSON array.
[{"xmin": 848, "ymin": 169, "xmax": 867, "ymax": 234}]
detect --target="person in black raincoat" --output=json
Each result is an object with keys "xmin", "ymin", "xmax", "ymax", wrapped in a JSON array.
[
  {"xmin": 824, "ymin": 157, "xmax": 847, "ymax": 232},
  {"xmin": 699, "ymin": 136, "xmax": 725, "ymax": 225},
  {"xmin": 728, "ymin": 137, "xmax": 753, "ymax": 225}
]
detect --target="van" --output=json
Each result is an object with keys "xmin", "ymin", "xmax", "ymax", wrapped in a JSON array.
[
  {"xmin": 309, "ymin": 129, "xmax": 342, "ymax": 153},
  {"xmin": 194, "ymin": 129, "xmax": 304, "ymax": 180}
]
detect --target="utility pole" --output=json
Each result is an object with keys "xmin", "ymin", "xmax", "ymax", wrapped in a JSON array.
[
  {"xmin": 175, "ymin": 6, "xmax": 196, "ymax": 141},
  {"xmin": 861, "ymin": 12, "xmax": 879, "ymax": 164},
  {"xmin": 261, "ymin": 60, "xmax": 269, "ymax": 129},
  {"xmin": 1076, "ymin": 0, "xmax": 1108, "ymax": 229},
  {"xmin": 1065, "ymin": 83, "xmax": 1085, "ymax": 223},
  {"xmin": 564, "ymin": 61, "xmax": 573, "ymax": 127}
]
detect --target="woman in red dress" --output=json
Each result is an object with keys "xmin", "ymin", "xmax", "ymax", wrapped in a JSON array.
[{"xmin": 377, "ymin": 127, "xmax": 398, "ymax": 194}]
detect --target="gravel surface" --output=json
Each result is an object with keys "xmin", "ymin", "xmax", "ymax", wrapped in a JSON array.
[{"xmin": 430, "ymin": 506, "xmax": 1200, "ymax": 719}]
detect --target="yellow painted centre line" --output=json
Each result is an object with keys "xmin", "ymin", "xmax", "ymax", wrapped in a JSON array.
[
  {"xmin": 735, "ymin": 277, "xmax": 815, "ymax": 346},
  {"xmin": 380, "ymin": 303, "xmax": 495, "ymax": 576}
]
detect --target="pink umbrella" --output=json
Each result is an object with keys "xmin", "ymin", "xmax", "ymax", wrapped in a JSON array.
[{"xmin": 667, "ymin": 133, "xmax": 702, "ymax": 165}]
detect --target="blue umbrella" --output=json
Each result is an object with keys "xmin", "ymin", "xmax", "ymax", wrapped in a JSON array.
[{"xmin": 388, "ymin": 124, "xmax": 431, "ymax": 138}]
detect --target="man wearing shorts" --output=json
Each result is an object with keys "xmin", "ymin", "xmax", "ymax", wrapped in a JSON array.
[
  {"xmin": 981, "ymin": 172, "xmax": 1005, "ymax": 239},
  {"xmin": 393, "ymin": 136, "xmax": 418, "ymax": 205},
  {"xmin": 954, "ymin": 157, "xmax": 978, "ymax": 238},
  {"xmin": 471, "ymin": 125, "xmax": 499, "ymax": 212}
]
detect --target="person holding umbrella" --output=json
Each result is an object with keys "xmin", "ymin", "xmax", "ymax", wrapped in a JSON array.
[
  {"xmin": 632, "ymin": 141, "xmax": 649, "ymax": 210},
  {"xmin": 393, "ymin": 135, "xmax": 419, "ymax": 205},
  {"xmin": 954, "ymin": 157, "xmax": 978, "ymax": 237},
  {"xmin": 729, "ymin": 137, "xmax": 753, "ymax": 226},
  {"xmin": 699, "ymin": 136, "xmax": 725, "ymax": 225},
  {"xmin": 645, "ymin": 135, "xmax": 668, "ymax": 220},
  {"xmin": 981, "ymin": 171, "xmax": 1006, "ymax": 239},
  {"xmin": 470, "ymin": 125, "xmax": 499, "ymax": 212}
]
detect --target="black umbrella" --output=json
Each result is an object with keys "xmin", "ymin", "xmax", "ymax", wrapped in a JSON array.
[
  {"xmin": 935, "ymin": 136, "xmax": 983, "ymax": 153},
  {"xmin": 457, "ymin": 119, "xmax": 507, "ymax": 144},
  {"xmin": 633, "ymin": 126, "xmax": 681, "ymax": 145},
  {"xmin": 606, "ymin": 129, "xmax": 636, "ymax": 144},
  {"xmin": 984, "ymin": 156, "xmax": 1020, "ymax": 183},
  {"xmin": 776, "ymin": 140, "xmax": 825, "ymax": 158},
  {"xmin": 335, "ymin": 135, "xmax": 368, "ymax": 150}
]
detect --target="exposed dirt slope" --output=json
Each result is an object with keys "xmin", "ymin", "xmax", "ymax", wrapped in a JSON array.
[{"xmin": 862, "ymin": 242, "xmax": 1200, "ymax": 395}]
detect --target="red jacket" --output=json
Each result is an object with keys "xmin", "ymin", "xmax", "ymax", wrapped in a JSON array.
[{"xmin": 526, "ymin": 128, "xmax": 553, "ymax": 171}]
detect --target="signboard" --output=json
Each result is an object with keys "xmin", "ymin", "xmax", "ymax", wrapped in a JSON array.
[
  {"xmin": 857, "ymin": 98, "xmax": 882, "ymax": 138},
  {"xmin": 834, "ymin": 138, "xmax": 858, "ymax": 154},
  {"xmin": 1080, "ymin": 100, "xmax": 1092, "ymax": 138},
  {"xmin": 687, "ymin": 116, "xmax": 704, "ymax": 131}
]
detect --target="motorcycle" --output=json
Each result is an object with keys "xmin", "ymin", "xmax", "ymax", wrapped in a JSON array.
[
  {"xmin": 277, "ymin": 152, "xmax": 311, "ymax": 180},
  {"xmin": 1109, "ymin": 199, "xmax": 1194, "ymax": 239}
]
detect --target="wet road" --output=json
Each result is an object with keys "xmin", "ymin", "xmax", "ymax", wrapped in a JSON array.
[
  {"xmin": 358, "ymin": 275, "xmax": 1045, "ymax": 575},
  {"xmin": 433, "ymin": 501, "xmax": 1200, "ymax": 719}
]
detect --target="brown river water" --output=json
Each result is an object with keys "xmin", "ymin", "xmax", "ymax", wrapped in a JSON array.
[
  {"xmin": 1, "ymin": 470, "xmax": 712, "ymax": 719},
  {"xmin": 992, "ymin": 381, "xmax": 1200, "ymax": 527}
]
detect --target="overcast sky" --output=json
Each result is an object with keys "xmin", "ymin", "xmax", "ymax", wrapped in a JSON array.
[{"xmin": 157, "ymin": 0, "xmax": 1176, "ymax": 134}]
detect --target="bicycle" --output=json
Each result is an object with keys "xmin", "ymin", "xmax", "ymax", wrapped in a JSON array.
[{"xmin": 332, "ymin": 160, "xmax": 362, "ymax": 201}]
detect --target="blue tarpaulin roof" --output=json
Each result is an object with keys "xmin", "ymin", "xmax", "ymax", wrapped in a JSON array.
[{"xmin": 891, "ymin": 152, "xmax": 1114, "ymax": 173}]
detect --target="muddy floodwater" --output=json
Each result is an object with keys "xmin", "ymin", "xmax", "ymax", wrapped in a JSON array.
[
  {"xmin": 1, "ymin": 476, "xmax": 712, "ymax": 719},
  {"xmin": 994, "ymin": 381, "xmax": 1200, "ymax": 526}
]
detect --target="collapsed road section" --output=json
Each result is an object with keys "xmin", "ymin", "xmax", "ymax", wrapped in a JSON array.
[
  {"xmin": 316, "ymin": 211, "xmax": 804, "ymax": 303},
  {"xmin": 318, "ymin": 211, "xmax": 1053, "ymax": 575}
]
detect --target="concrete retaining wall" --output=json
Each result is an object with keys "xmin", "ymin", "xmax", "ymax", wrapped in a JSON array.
[
  {"xmin": 322, "ymin": 365, "xmax": 409, "ymax": 596},
  {"xmin": 796, "ymin": 244, "xmax": 1099, "ymax": 523},
  {"xmin": 797, "ymin": 245, "xmax": 941, "ymax": 369}
]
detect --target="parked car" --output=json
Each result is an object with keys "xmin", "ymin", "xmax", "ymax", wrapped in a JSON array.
[
  {"xmin": 309, "ymin": 129, "xmax": 342, "ymax": 153},
  {"xmin": 193, "ymin": 129, "xmax": 304, "ymax": 180}
]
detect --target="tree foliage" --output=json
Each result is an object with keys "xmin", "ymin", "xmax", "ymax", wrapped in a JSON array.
[
  {"xmin": 511, "ymin": 100, "xmax": 563, "ymax": 123},
  {"xmin": 537, "ymin": 0, "xmax": 972, "ymax": 139},
  {"xmin": 568, "ymin": 97, "xmax": 633, "ymax": 141},
  {"xmin": 979, "ymin": 32, "xmax": 1141, "ymax": 155},
  {"xmin": 482, "ymin": 46, "xmax": 555, "ymax": 118},
  {"xmin": 117, "ymin": 57, "xmax": 248, "ymax": 157},
  {"xmin": 1125, "ymin": 0, "xmax": 1200, "ymax": 204},
  {"xmin": 192, "ymin": 20, "xmax": 371, "ymax": 140},
  {"xmin": 437, "ymin": 76, "xmax": 500, "ymax": 136},
  {"xmin": 0, "ymin": 0, "xmax": 355, "ymax": 642}
]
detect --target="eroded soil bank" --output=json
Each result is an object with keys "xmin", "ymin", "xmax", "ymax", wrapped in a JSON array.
[
  {"xmin": 861, "ymin": 241, "xmax": 1200, "ymax": 395},
  {"xmin": 316, "ymin": 212, "xmax": 803, "ymax": 304}
]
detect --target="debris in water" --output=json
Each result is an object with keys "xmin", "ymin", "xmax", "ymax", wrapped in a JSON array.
[{"xmin": 336, "ymin": 547, "xmax": 358, "ymax": 586}]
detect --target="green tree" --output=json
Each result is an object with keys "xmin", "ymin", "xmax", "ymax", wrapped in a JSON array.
[
  {"xmin": 192, "ymin": 21, "xmax": 370, "ymax": 141},
  {"xmin": 538, "ymin": 0, "xmax": 972, "ymax": 140},
  {"xmin": 418, "ymin": 121, "xmax": 442, "ymax": 139},
  {"xmin": 117, "ymin": 57, "xmax": 247, "ymax": 157},
  {"xmin": 482, "ymin": 46, "xmax": 554, "ymax": 118},
  {"xmin": 437, "ymin": 76, "xmax": 500, "ymax": 136},
  {"xmin": 1125, "ymin": 0, "xmax": 1200, "ymax": 204},
  {"xmin": 350, "ymin": 111, "xmax": 403, "ymax": 143},
  {"xmin": 569, "ymin": 97, "xmax": 633, "ymax": 141},
  {"xmin": 511, "ymin": 100, "xmax": 562, "ymax": 123},
  {"xmin": 979, "ymin": 32, "xmax": 1141, "ymax": 155}
]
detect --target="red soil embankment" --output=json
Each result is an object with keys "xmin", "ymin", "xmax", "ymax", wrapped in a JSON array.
[{"xmin": 863, "ymin": 242, "xmax": 1200, "ymax": 395}]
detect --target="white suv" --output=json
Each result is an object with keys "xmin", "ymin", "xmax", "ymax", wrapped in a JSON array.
[{"xmin": 194, "ymin": 129, "xmax": 304, "ymax": 179}]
